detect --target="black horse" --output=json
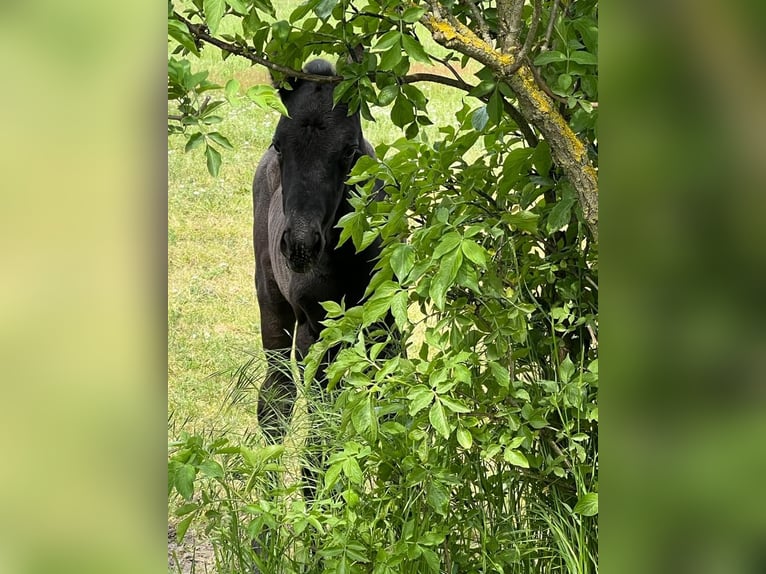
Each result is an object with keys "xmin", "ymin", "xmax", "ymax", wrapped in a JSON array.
[{"xmin": 252, "ymin": 59, "xmax": 382, "ymax": 452}]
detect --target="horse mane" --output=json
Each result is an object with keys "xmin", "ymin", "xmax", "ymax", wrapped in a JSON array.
[{"xmin": 303, "ymin": 59, "xmax": 335, "ymax": 77}]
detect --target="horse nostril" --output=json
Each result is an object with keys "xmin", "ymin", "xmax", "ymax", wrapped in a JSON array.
[{"xmin": 280, "ymin": 229, "xmax": 290, "ymax": 256}]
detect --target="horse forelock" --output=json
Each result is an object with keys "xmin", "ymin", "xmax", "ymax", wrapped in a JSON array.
[{"xmin": 278, "ymin": 86, "xmax": 361, "ymax": 153}]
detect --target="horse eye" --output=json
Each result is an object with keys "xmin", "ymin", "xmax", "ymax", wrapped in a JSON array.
[{"xmin": 344, "ymin": 146, "xmax": 358, "ymax": 160}]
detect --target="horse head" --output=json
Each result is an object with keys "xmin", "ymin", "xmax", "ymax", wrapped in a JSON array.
[{"xmin": 272, "ymin": 59, "xmax": 365, "ymax": 273}]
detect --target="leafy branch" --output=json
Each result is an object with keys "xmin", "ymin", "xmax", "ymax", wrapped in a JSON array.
[{"xmin": 170, "ymin": 9, "xmax": 538, "ymax": 147}]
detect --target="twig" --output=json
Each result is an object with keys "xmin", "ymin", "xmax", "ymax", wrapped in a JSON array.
[
  {"xmin": 528, "ymin": 59, "xmax": 567, "ymax": 104},
  {"xmin": 506, "ymin": 0, "xmax": 527, "ymax": 52},
  {"xmin": 399, "ymin": 72, "xmax": 470, "ymax": 91},
  {"xmin": 547, "ymin": 438, "xmax": 571, "ymax": 469},
  {"xmin": 432, "ymin": 54, "xmax": 469, "ymax": 86},
  {"xmin": 502, "ymin": 93, "xmax": 540, "ymax": 146},
  {"xmin": 168, "ymin": 114, "xmax": 184, "ymax": 122},
  {"xmin": 506, "ymin": 0, "xmax": 541, "ymax": 75},
  {"xmin": 443, "ymin": 538, "xmax": 452, "ymax": 573},
  {"xmin": 541, "ymin": 0, "xmax": 560, "ymax": 52},
  {"xmin": 462, "ymin": 0, "xmax": 492, "ymax": 45},
  {"xmin": 174, "ymin": 11, "xmax": 341, "ymax": 83}
]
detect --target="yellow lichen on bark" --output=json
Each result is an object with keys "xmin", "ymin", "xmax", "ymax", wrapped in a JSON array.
[{"xmin": 423, "ymin": 14, "xmax": 514, "ymax": 69}]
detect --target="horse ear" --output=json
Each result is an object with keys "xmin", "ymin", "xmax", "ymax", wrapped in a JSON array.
[
  {"xmin": 347, "ymin": 44, "xmax": 365, "ymax": 64},
  {"xmin": 271, "ymin": 72, "xmax": 301, "ymax": 102}
]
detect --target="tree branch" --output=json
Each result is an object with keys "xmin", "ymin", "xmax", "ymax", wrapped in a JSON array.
[
  {"xmin": 431, "ymin": 54, "xmax": 478, "ymax": 93},
  {"xmin": 173, "ymin": 12, "xmax": 342, "ymax": 83},
  {"xmin": 506, "ymin": 0, "xmax": 527, "ymax": 52},
  {"xmin": 541, "ymin": 0, "xmax": 560, "ymax": 52},
  {"xmin": 507, "ymin": 0, "xmax": 541, "ymax": 75},
  {"xmin": 421, "ymin": 2, "xmax": 599, "ymax": 241},
  {"xmin": 461, "ymin": 0, "xmax": 492, "ymax": 45},
  {"xmin": 400, "ymin": 73, "xmax": 538, "ymax": 146}
]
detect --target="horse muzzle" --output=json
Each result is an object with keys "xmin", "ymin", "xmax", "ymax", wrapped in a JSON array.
[{"xmin": 280, "ymin": 226, "xmax": 324, "ymax": 273}]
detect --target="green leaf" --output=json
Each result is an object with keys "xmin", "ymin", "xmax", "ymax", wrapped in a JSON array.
[
  {"xmin": 185, "ymin": 132, "xmax": 205, "ymax": 153},
  {"xmin": 198, "ymin": 459, "xmax": 224, "ymax": 478},
  {"xmin": 390, "ymin": 94, "xmax": 414, "ymax": 127},
  {"xmin": 558, "ymin": 73, "xmax": 573, "ymax": 92},
  {"xmin": 176, "ymin": 513, "xmax": 195, "ymax": 543},
  {"xmin": 373, "ymin": 30, "xmax": 401, "ymax": 52},
  {"xmin": 461, "ymin": 239, "xmax": 487, "ymax": 268},
  {"xmin": 379, "ymin": 44, "xmax": 403, "ymax": 71},
  {"xmin": 401, "ymin": 6, "xmax": 426, "ymax": 23},
  {"xmin": 489, "ymin": 361, "xmax": 510, "ymax": 387},
  {"xmin": 377, "ymin": 84, "xmax": 399, "ymax": 107},
  {"xmin": 203, "ymin": 0, "xmax": 225, "ymax": 34},
  {"xmin": 363, "ymin": 293, "xmax": 392, "ymax": 325},
  {"xmin": 258, "ymin": 444, "xmax": 285, "ymax": 462},
  {"xmin": 504, "ymin": 210, "xmax": 539, "ymax": 233},
  {"xmin": 573, "ymin": 492, "xmax": 598, "ymax": 516},
  {"xmin": 342, "ymin": 457, "xmax": 363, "ymax": 484},
  {"xmin": 314, "ymin": 0, "xmax": 338, "ymax": 20},
  {"xmin": 168, "ymin": 20, "xmax": 200, "ymax": 56},
  {"xmin": 469, "ymin": 80, "xmax": 496, "ymax": 98},
  {"xmin": 569, "ymin": 51, "xmax": 598, "ymax": 65},
  {"xmin": 533, "ymin": 51, "xmax": 567, "ymax": 66},
  {"xmin": 351, "ymin": 396, "xmax": 372, "ymax": 434},
  {"xmin": 205, "ymin": 144, "xmax": 222, "ymax": 177},
  {"xmin": 432, "ymin": 231, "xmax": 461, "ymax": 260},
  {"xmin": 390, "ymin": 244, "xmax": 415, "ymax": 281},
  {"xmin": 224, "ymin": 78, "xmax": 239, "ymax": 102},
  {"xmin": 272, "ymin": 19, "xmax": 290, "ymax": 42},
  {"xmin": 532, "ymin": 140, "xmax": 552, "ymax": 176},
  {"xmin": 558, "ymin": 355, "xmax": 576, "ymax": 383},
  {"xmin": 408, "ymin": 385, "xmax": 433, "ymax": 416},
  {"xmin": 421, "ymin": 547, "xmax": 440, "ymax": 573},
  {"xmin": 402, "ymin": 35, "xmax": 430, "ymax": 64},
  {"xmin": 246, "ymin": 85, "xmax": 289, "ymax": 117},
  {"xmin": 487, "ymin": 88, "xmax": 504, "ymax": 125},
  {"xmin": 503, "ymin": 449, "xmax": 530, "ymax": 468},
  {"xmin": 426, "ymin": 481, "xmax": 450, "ymax": 516},
  {"xmin": 456, "ymin": 427, "xmax": 473, "ymax": 450},
  {"xmin": 429, "ymin": 400, "xmax": 450, "ymax": 438},
  {"xmin": 324, "ymin": 462, "xmax": 343, "ymax": 490},
  {"xmin": 390, "ymin": 290, "xmax": 409, "ymax": 331},
  {"xmin": 439, "ymin": 395, "xmax": 471, "ymax": 413},
  {"xmin": 207, "ymin": 132, "xmax": 233, "ymax": 150},
  {"xmin": 547, "ymin": 194, "xmax": 576, "ymax": 232},
  {"xmin": 471, "ymin": 105, "xmax": 489, "ymax": 132},
  {"xmin": 175, "ymin": 464, "xmax": 196, "ymax": 500},
  {"xmin": 428, "ymin": 270, "xmax": 448, "ymax": 312},
  {"xmin": 225, "ymin": 0, "xmax": 247, "ymax": 14},
  {"xmin": 174, "ymin": 503, "xmax": 198, "ymax": 517}
]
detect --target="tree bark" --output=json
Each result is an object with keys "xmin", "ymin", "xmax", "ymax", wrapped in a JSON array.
[{"xmin": 421, "ymin": 10, "xmax": 599, "ymax": 242}]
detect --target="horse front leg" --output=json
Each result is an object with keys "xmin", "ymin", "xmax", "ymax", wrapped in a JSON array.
[
  {"xmin": 295, "ymin": 318, "xmax": 341, "ymax": 501},
  {"xmin": 257, "ymin": 347, "xmax": 296, "ymax": 444},
  {"xmin": 255, "ymin": 277, "xmax": 297, "ymax": 445}
]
